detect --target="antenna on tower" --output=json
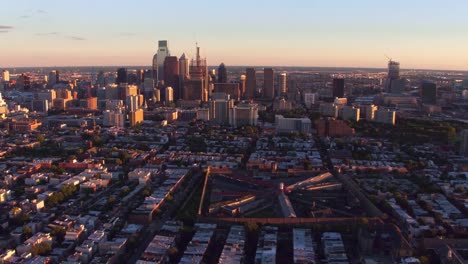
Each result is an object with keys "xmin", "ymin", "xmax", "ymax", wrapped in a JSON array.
[{"xmin": 384, "ymin": 54, "xmax": 392, "ymax": 61}]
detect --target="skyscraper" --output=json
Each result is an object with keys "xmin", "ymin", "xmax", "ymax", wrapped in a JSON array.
[
  {"xmin": 157, "ymin": 40, "xmax": 170, "ymax": 83},
  {"xmin": 385, "ymin": 60, "xmax": 403, "ymax": 93},
  {"xmin": 48, "ymin": 70, "xmax": 58, "ymax": 87},
  {"xmin": 218, "ymin": 63, "xmax": 227, "ymax": 83},
  {"xmin": 421, "ymin": 81, "xmax": 437, "ymax": 105},
  {"xmin": 179, "ymin": 53, "xmax": 190, "ymax": 80},
  {"xmin": 152, "ymin": 53, "xmax": 158, "ymax": 81},
  {"xmin": 117, "ymin": 68, "xmax": 128, "ymax": 84},
  {"xmin": 1, "ymin": 70, "xmax": 9, "ymax": 82},
  {"xmin": 165, "ymin": 87, "xmax": 174, "ymax": 104},
  {"xmin": 239, "ymin": 75, "xmax": 246, "ymax": 98},
  {"xmin": 388, "ymin": 60, "xmax": 400, "ymax": 80},
  {"xmin": 263, "ymin": 68, "xmax": 274, "ymax": 99},
  {"xmin": 245, "ymin": 68, "xmax": 256, "ymax": 99},
  {"xmin": 164, "ymin": 56, "xmax": 180, "ymax": 100},
  {"xmin": 332, "ymin": 78, "xmax": 345, "ymax": 98},
  {"xmin": 277, "ymin": 72, "xmax": 287, "ymax": 96},
  {"xmin": 183, "ymin": 45, "xmax": 209, "ymax": 102}
]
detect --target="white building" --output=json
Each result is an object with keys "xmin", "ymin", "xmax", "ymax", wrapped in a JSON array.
[
  {"xmin": 275, "ymin": 115, "xmax": 312, "ymax": 134},
  {"xmin": 229, "ymin": 102, "xmax": 258, "ymax": 127}
]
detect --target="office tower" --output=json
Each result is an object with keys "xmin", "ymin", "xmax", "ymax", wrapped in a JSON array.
[
  {"xmin": 460, "ymin": 130, "xmax": 468, "ymax": 156},
  {"xmin": 117, "ymin": 68, "xmax": 128, "ymax": 84},
  {"xmin": 152, "ymin": 53, "xmax": 158, "ymax": 81},
  {"xmin": 48, "ymin": 70, "xmax": 57, "ymax": 87},
  {"xmin": 127, "ymin": 70, "xmax": 137, "ymax": 85},
  {"xmin": 239, "ymin": 75, "xmax": 246, "ymax": 97},
  {"xmin": 164, "ymin": 56, "xmax": 180, "ymax": 100},
  {"xmin": 214, "ymin": 83, "xmax": 240, "ymax": 101},
  {"xmin": 421, "ymin": 81, "xmax": 437, "ymax": 105},
  {"xmin": 384, "ymin": 60, "xmax": 403, "ymax": 93},
  {"xmin": 136, "ymin": 69, "xmax": 144, "ymax": 85},
  {"xmin": 229, "ymin": 101, "xmax": 258, "ymax": 127},
  {"xmin": 2, "ymin": 70, "xmax": 9, "ymax": 82},
  {"xmin": 263, "ymin": 68, "xmax": 274, "ymax": 99},
  {"xmin": 277, "ymin": 72, "xmax": 287, "ymax": 96},
  {"xmin": 179, "ymin": 53, "xmax": 190, "ymax": 79},
  {"xmin": 218, "ymin": 63, "xmax": 227, "ymax": 83},
  {"xmin": 105, "ymin": 84, "xmax": 120, "ymax": 100},
  {"xmin": 183, "ymin": 45, "xmax": 209, "ymax": 102},
  {"xmin": 126, "ymin": 95, "xmax": 139, "ymax": 112},
  {"xmin": 96, "ymin": 71, "xmax": 105, "ymax": 87},
  {"xmin": 245, "ymin": 68, "xmax": 256, "ymax": 99},
  {"xmin": 157, "ymin": 40, "xmax": 170, "ymax": 82},
  {"xmin": 0, "ymin": 92, "xmax": 7, "ymax": 114},
  {"xmin": 165, "ymin": 87, "xmax": 174, "ymax": 104},
  {"xmin": 332, "ymin": 78, "xmax": 345, "ymax": 98},
  {"xmin": 56, "ymin": 70, "xmax": 60, "ymax": 83},
  {"xmin": 388, "ymin": 60, "xmax": 400, "ymax": 80},
  {"xmin": 303, "ymin": 93, "xmax": 317, "ymax": 108},
  {"xmin": 143, "ymin": 77, "xmax": 155, "ymax": 100},
  {"xmin": 209, "ymin": 97, "xmax": 233, "ymax": 125}
]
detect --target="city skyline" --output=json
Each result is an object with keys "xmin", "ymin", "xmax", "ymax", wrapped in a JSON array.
[{"xmin": 1, "ymin": 0, "xmax": 468, "ymax": 70}]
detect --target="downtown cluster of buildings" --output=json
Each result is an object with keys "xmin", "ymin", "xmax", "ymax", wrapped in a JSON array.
[{"xmin": 0, "ymin": 39, "xmax": 468, "ymax": 264}]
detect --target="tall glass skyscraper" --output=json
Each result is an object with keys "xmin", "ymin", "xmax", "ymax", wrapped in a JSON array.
[{"xmin": 156, "ymin": 40, "xmax": 170, "ymax": 83}]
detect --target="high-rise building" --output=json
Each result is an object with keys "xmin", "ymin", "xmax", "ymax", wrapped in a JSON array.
[
  {"xmin": 165, "ymin": 87, "xmax": 174, "ymax": 104},
  {"xmin": 229, "ymin": 101, "xmax": 258, "ymax": 127},
  {"xmin": 303, "ymin": 93, "xmax": 317, "ymax": 108},
  {"xmin": 157, "ymin": 40, "xmax": 170, "ymax": 82},
  {"xmin": 179, "ymin": 53, "xmax": 190, "ymax": 79},
  {"xmin": 384, "ymin": 60, "xmax": 403, "ymax": 93},
  {"xmin": 277, "ymin": 72, "xmax": 287, "ymax": 96},
  {"xmin": 421, "ymin": 81, "xmax": 437, "ymax": 105},
  {"xmin": 2, "ymin": 70, "xmax": 9, "ymax": 82},
  {"xmin": 332, "ymin": 78, "xmax": 345, "ymax": 98},
  {"xmin": 263, "ymin": 68, "xmax": 274, "ymax": 99},
  {"xmin": 214, "ymin": 83, "xmax": 240, "ymax": 102},
  {"xmin": 164, "ymin": 56, "xmax": 180, "ymax": 100},
  {"xmin": 239, "ymin": 75, "xmax": 246, "ymax": 97},
  {"xmin": 117, "ymin": 68, "xmax": 128, "ymax": 84},
  {"xmin": 183, "ymin": 45, "xmax": 209, "ymax": 102},
  {"xmin": 126, "ymin": 95, "xmax": 140, "ymax": 112},
  {"xmin": 245, "ymin": 68, "xmax": 256, "ymax": 99},
  {"xmin": 388, "ymin": 60, "xmax": 400, "ymax": 80},
  {"xmin": 136, "ymin": 69, "xmax": 144, "ymax": 85},
  {"xmin": 209, "ymin": 97, "xmax": 233, "ymax": 125},
  {"xmin": 218, "ymin": 63, "xmax": 227, "ymax": 83},
  {"xmin": 48, "ymin": 70, "xmax": 58, "ymax": 87},
  {"xmin": 152, "ymin": 54, "xmax": 158, "ymax": 81}
]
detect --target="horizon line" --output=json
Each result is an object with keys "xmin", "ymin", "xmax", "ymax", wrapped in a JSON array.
[{"xmin": 2, "ymin": 64, "xmax": 468, "ymax": 73}]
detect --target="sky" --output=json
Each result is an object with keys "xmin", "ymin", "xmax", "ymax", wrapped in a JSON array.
[{"xmin": 1, "ymin": 0, "xmax": 468, "ymax": 70}]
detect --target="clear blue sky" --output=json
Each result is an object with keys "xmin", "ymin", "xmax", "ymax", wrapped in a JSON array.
[{"xmin": 1, "ymin": 0, "xmax": 468, "ymax": 70}]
